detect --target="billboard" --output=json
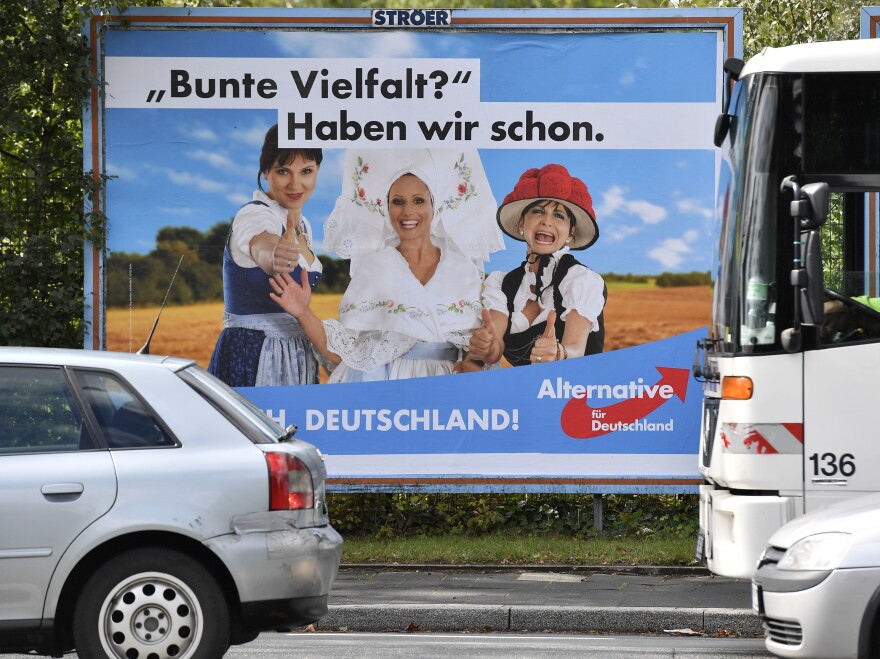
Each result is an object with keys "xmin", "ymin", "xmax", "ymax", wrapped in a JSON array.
[{"xmin": 86, "ymin": 8, "xmax": 742, "ymax": 492}]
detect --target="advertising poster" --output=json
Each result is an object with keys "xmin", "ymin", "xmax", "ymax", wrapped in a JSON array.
[{"xmin": 88, "ymin": 8, "xmax": 742, "ymax": 492}]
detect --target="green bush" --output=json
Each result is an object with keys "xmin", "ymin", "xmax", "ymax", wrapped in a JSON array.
[
  {"xmin": 326, "ymin": 493, "xmax": 698, "ymax": 539},
  {"xmin": 655, "ymin": 271, "xmax": 712, "ymax": 287},
  {"xmin": 600, "ymin": 273, "xmax": 651, "ymax": 284}
]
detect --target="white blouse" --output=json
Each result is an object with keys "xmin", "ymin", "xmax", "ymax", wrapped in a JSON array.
[{"xmin": 482, "ymin": 247, "xmax": 605, "ymax": 334}]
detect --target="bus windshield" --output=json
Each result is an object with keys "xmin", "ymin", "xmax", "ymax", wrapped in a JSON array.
[{"xmin": 713, "ymin": 71, "xmax": 880, "ymax": 355}]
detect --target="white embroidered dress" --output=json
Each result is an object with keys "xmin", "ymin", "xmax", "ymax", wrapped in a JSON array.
[
  {"xmin": 325, "ymin": 242, "xmax": 483, "ymax": 382},
  {"xmin": 322, "ymin": 149, "xmax": 504, "ymax": 382}
]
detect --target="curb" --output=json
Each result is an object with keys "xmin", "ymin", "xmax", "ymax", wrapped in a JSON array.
[{"xmin": 317, "ymin": 604, "xmax": 762, "ymax": 636}]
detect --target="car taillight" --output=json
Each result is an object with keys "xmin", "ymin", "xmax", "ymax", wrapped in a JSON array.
[{"xmin": 265, "ymin": 453, "xmax": 314, "ymax": 511}]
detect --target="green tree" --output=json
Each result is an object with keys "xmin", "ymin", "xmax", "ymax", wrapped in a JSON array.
[
  {"xmin": 0, "ymin": 0, "xmax": 164, "ymax": 347},
  {"xmin": 710, "ymin": 0, "xmax": 860, "ymax": 58}
]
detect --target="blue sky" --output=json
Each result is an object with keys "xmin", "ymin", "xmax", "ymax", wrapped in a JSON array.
[{"xmin": 103, "ymin": 27, "xmax": 719, "ymax": 275}]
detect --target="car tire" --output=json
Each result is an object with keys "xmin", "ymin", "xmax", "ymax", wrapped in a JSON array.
[{"xmin": 72, "ymin": 547, "xmax": 230, "ymax": 659}]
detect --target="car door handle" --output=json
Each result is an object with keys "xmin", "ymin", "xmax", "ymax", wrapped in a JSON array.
[{"xmin": 41, "ymin": 482, "xmax": 85, "ymax": 496}]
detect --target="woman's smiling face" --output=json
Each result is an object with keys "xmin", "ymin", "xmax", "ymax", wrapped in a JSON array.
[
  {"xmin": 264, "ymin": 153, "xmax": 319, "ymax": 212},
  {"xmin": 388, "ymin": 174, "xmax": 434, "ymax": 242},
  {"xmin": 519, "ymin": 200, "xmax": 574, "ymax": 254}
]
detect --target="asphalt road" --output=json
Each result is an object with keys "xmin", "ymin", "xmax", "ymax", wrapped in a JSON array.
[
  {"xmin": 0, "ymin": 631, "xmax": 774, "ymax": 659},
  {"xmin": 224, "ymin": 631, "xmax": 774, "ymax": 658}
]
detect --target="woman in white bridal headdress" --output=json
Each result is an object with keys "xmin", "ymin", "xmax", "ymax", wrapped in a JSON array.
[{"xmin": 270, "ymin": 148, "xmax": 504, "ymax": 382}]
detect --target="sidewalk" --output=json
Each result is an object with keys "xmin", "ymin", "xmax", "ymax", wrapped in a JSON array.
[{"xmin": 317, "ymin": 565, "xmax": 763, "ymax": 637}]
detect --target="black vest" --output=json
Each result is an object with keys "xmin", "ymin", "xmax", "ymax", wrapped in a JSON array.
[{"xmin": 500, "ymin": 253, "xmax": 606, "ymax": 366}]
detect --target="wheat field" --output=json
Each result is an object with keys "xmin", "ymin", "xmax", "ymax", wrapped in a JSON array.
[
  {"xmin": 106, "ymin": 286, "xmax": 711, "ymax": 369},
  {"xmin": 106, "ymin": 295, "xmax": 342, "ymax": 370}
]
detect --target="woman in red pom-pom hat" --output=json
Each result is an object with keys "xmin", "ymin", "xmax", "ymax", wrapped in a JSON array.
[{"xmin": 461, "ymin": 164, "xmax": 607, "ymax": 369}]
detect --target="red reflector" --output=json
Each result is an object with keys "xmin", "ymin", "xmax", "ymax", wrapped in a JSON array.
[{"xmin": 265, "ymin": 452, "xmax": 314, "ymax": 511}]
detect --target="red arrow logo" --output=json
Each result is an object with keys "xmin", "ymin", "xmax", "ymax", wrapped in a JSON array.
[{"xmin": 560, "ymin": 367, "xmax": 690, "ymax": 439}]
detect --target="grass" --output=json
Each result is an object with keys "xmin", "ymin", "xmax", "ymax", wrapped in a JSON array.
[
  {"xmin": 603, "ymin": 279, "xmax": 657, "ymax": 291},
  {"xmin": 341, "ymin": 532, "xmax": 698, "ymax": 567}
]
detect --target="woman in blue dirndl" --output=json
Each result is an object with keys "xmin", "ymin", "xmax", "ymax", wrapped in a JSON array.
[{"xmin": 208, "ymin": 124, "xmax": 323, "ymax": 387}]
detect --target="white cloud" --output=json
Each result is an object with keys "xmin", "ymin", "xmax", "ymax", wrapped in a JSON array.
[
  {"xmin": 227, "ymin": 191, "xmax": 250, "ymax": 207},
  {"xmin": 185, "ymin": 149, "xmax": 253, "ymax": 182},
  {"xmin": 106, "ymin": 163, "xmax": 137, "ymax": 181},
  {"xmin": 596, "ymin": 185, "xmax": 667, "ymax": 225},
  {"xmin": 166, "ymin": 169, "xmax": 227, "ymax": 194},
  {"xmin": 676, "ymin": 197, "xmax": 713, "ymax": 220},
  {"xmin": 157, "ymin": 206, "xmax": 195, "ymax": 217},
  {"xmin": 232, "ymin": 124, "xmax": 271, "ymax": 149},
  {"xmin": 596, "ymin": 185, "xmax": 625, "ymax": 215},
  {"xmin": 627, "ymin": 200, "xmax": 666, "ymax": 224},
  {"xmin": 270, "ymin": 31, "xmax": 424, "ymax": 59},
  {"xmin": 647, "ymin": 229, "xmax": 703, "ymax": 270},
  {"xmin": 604, "ymin": 224, "xmax": 640, "ymax": 243},
  {"xmin": 187, "ymin": 149, "xmax": 237, "ymax": 171},
  {"xmin": 648, "ymin": 237, "xmax": 692, "ymax": 269},
  {"xmin": 618, "ymin": 57, "xmax": 649, "ymax": 87},
  {"xmin": 189, "ymin": 127, "xmax": 219, "ymax": 143}
]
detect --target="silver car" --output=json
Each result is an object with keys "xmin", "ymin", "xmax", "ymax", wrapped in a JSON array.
[
  {"xmin": 0, "ymin": 347, "xmax": 342, "ymax": 658},
  {"xmin": 752, "ymin": 493, "xmax": 880, "ymax": 659}
]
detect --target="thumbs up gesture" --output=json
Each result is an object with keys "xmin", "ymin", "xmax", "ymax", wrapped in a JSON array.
[
  {"xmin": 272, "ymin": 213, "xmax": 302, "ymax": 274},
  {"xmin": 531, "ymin": 309, "xmax": 559, "ymax": 364},
  {"xmin": 455, "ymin": 309, "xmax": 503, "ymax": 374},
  {"xmin": 467, "ymin": 309, "xmax": 498, "ymax": 362},
  {"xmin": 249, "ymin": 214, "xmax": 302, "ymax": 276}
]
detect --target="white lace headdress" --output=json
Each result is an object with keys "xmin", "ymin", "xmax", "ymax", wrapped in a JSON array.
[{"xmin": 323, "ymin": 148, "xmax": 504, "ymax": 265}]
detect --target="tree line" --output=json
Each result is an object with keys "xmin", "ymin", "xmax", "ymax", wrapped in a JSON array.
[
  {"xmin": 106, "ymin": 223, "xmax": 710, "ymax": 308},
  {"xmin": 106, "ymin": 223, "xmax": 353, "ymax": 307}
]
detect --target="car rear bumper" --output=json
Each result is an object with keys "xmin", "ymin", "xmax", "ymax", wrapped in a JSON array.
[{"xmin": 205, "ymin": 522, "xmax": 343, "ymax": 627}]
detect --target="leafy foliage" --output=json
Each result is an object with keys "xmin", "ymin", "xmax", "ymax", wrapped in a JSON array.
[
  {"xmin": 104, "ymin": 220, "xmax": 352, "ymax": 307},
  {"xmin": 601, "ymin": 272, "xmax": 651, "ymax": 284},
  {"xmin": 0, "ymin": 0, "xmax": 164, "ymax": 346},
  {"xmin": 327, "ymin": 492, "xmax": 699, "ymax": 539},
  {"xmin": 711, "ymin": 0, "xmax": 860, "ymax": 59},
  {"xmin": 655, "ymin": 271, "xmax": 712, "ymax": 287},
  {"xmin": 820, "ymin": 192, "xmax": 846, "ymax": 292}
]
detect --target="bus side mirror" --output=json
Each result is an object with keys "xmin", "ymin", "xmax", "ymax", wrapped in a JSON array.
[
  {"xmin": 780, "ymin": 177, "xmax": 828, "ymax": 352},
  {"xmin": 793, "ymin": 182, "xmax": 828, "ymax": 327},
  {"xmin": 723, "ymin": 57, "xmax": 745, "ymax": 82},
  {"xmin": 714, "ymin": 114, "xmax": 731, "ymax": 148},
  {"xmin": 798, "ymin": 229, "xmax": 824, "ymax": 327},
  {"xmin": 797, "ymin": 182, "xmax": 830, "ymax": 230},
  {"xmin": 714, "ymin": 58, "xmax": 745, "ymax": 147}
]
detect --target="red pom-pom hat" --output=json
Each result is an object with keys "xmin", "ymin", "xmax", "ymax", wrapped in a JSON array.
[{"xmin": 496, "ymin": 164, "xmax": 598, "ymax": 250}]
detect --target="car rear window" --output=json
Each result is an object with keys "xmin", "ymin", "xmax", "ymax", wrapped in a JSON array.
[
  {"xmin": 72, "ymin": 370, "xmax": 177, "ymax": 449},
  {"xmin": 175, "ymin": 365, "xmax": 282, "ymax": 445}
]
